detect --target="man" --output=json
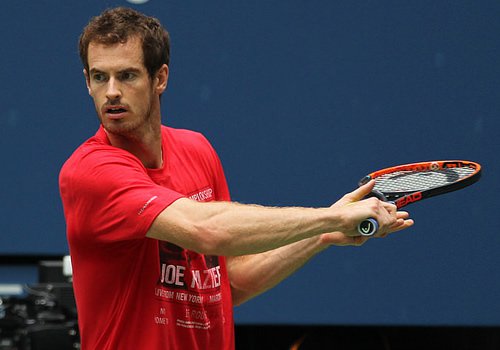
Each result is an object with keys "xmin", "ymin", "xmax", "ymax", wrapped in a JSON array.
[{"xmin": 59, "ymin": 7, "xmax": 413, "ymax": 350}]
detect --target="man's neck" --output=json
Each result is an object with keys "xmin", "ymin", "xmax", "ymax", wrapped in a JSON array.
[{"xmin": 105, "ymin": 124, "xmax": 163, "ymax": 169}]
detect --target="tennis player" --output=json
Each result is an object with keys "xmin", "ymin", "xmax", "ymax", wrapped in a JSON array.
[{"xmin": 59, "ymin": 7, "xmax": 413, "ymax": 350}]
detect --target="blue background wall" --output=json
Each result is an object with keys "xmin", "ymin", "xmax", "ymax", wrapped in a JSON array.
[{"xmin": 1, "ymin": 0, "xmax": 499, "ymax": 326}]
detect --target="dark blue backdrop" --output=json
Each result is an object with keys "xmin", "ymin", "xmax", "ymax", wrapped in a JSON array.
[{"xmin": 1, "ymin": 0, "xmax": 499, "ymax": 326}]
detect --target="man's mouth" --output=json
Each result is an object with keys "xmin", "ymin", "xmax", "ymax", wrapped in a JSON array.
[
  {"xmin": 107, "ymin": 106, "xmax": 127, "ymax": 114},
  {"xmin": 104, "ymin": 105, "xmax": 128, "ymax": 118}
]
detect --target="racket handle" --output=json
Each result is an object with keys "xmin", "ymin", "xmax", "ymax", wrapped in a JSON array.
[{"xmin": 357, "ymin": 218, "xmax": 379, "ymax": 236}]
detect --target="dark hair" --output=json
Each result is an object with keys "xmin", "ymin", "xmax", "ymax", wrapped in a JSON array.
[{"xmin": 79, "ymin": 7, "xmax": 170, "ymax": 78}]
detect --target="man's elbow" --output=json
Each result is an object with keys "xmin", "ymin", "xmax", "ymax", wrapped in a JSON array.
[
  {"xmin": 147, "ymin": 199, "xmax": 233, "ymax": 256},
  {"xmin": 189, "ymin": 223, "xmax": 233, "ymax": 256},
  {"xmin": 230, "ymin": 285, "xmax": 260, "ymax": 307},
  {"xmin": 158, "ymin": 219, "xmax": 233, "ymax": 257}
]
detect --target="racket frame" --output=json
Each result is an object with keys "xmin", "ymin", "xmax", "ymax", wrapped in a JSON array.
[{"xmin": 358, "ymin": 160, "xmax": 482, "ymax": 209}]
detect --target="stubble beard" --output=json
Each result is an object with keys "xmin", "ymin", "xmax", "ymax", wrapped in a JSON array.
[{"xmin": 98, "ymin": 94, "xmax": 157, "ymax": 141}]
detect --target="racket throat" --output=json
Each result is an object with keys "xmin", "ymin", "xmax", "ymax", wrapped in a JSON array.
[
  {"xmin": 365, "ymin": 190, "xmax": 388, "ymax": 202},
  {"xmin": 395, "ymin": 192, "xmax": 423, "ymax": 208}
]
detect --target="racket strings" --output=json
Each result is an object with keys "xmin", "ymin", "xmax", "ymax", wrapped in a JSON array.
[{"xmin": 373, "ymin": 167, "xmax": 476, "ymax": 193}]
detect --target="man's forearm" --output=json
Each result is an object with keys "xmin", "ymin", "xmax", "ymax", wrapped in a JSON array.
[{"xmin": 147, "ymin": 198, "xmax": 340, "ymax": 256}]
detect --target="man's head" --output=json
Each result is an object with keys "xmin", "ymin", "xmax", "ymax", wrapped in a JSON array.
[
  {"xmin": 80, "ymin": 7, "xmax": 170, "ymax": 140},
  {"xmin": 79, "ymin": 7, "xmax": 170, "ymax": 79}
]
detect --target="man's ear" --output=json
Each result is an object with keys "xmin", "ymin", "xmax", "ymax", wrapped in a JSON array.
[
  {"xmin": 155, "ymin": 64, "xmax": 169, "ymax": 95},
  {"xmin": 83, "ymin": 69, "xmax": 92, "ymax": 95}
]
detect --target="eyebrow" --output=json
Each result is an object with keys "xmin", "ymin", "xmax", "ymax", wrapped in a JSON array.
[
  {"xmin": 88, "ymin": 67, "xmax": 143, "ymax": 75},
  {"xmin": 88, "ymin": 68, "xmax": 103, "ymax": 75}
]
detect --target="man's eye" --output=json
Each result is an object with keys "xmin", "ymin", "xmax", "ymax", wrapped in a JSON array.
[
  {"xmin": 121, "ymin": 72, "xmax": 136, "ymax": 81},
  {"xmin": 92, "ymin": 73, "xmax": 106, "ymax": 82}
]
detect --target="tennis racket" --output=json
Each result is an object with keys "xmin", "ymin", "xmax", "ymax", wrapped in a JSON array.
[{"xmin": 356, "ymin": 160, "xmax": 482, "ymax": 236}]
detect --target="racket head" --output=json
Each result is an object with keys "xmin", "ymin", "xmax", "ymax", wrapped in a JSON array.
[{"xmin": 359, "ymin": 160, "xmax": 482, "ymax": 208}]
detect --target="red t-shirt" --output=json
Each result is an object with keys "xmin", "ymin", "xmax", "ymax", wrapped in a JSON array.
[{"xmin": 59, "ymin": 126, "xmax": 235, "ymax": 350}]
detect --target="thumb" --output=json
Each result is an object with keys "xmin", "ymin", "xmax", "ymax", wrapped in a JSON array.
[{"xmin": 345, "ymin": 180, "xmax": 375, "ymax": 202}]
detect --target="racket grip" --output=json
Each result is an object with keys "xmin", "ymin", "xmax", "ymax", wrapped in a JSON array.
[{"xmin": 357, "ymin": 218, "xmax": 379, "ymax": 236}]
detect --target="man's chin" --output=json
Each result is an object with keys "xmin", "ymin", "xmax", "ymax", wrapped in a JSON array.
[{"xmin": 101, "ymin": 121, "xmax": 137, "ymax": 137}]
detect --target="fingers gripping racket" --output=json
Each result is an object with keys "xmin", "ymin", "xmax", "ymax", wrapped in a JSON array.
[{"xmin": 356, "ymin": 160, "xmax": 482, "ymax": 236}]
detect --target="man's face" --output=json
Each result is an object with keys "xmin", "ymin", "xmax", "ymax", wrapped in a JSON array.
[{"xmin": 85, "ymin": 36, "xmax": 164, "ymax": 138}]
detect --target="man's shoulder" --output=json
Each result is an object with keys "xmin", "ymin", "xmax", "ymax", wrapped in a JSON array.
[
  {"xmin": 60, "ymin": 131, "xmax": 142, "ymax": 179},
  {"xmin": 162, "ymin": 125, "xmax": 212, "ymax": 149}
]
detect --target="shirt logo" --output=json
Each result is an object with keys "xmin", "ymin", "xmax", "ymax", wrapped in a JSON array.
[
  {"xmin": 188, "ymin": 187, "xmax": 214, "ymax": 202},
  {"xmin": 138, "ymin": 195, "xmax": 158, "ymax": 215}
]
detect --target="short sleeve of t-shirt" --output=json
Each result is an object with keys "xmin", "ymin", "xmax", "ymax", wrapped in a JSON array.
[{"xmin": 60, "ymin": 145, "xmax": 184, "ymax": 244}]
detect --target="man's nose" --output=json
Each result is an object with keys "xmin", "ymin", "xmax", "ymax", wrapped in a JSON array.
[{"xmin": 106, "ymin": 78, "xmax": 122, "ymax": 100}]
